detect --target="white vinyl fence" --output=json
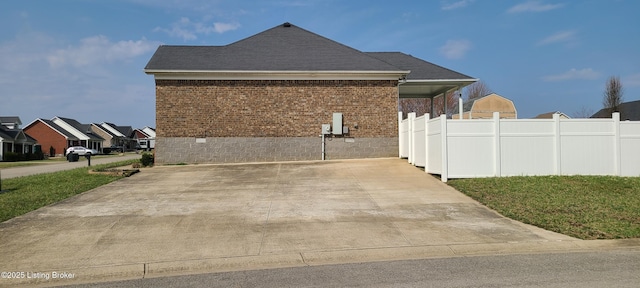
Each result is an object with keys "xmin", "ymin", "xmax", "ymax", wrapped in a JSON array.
[{"xmin": 399, "ymin": 112, "xmax": 640, "ymax": 182}]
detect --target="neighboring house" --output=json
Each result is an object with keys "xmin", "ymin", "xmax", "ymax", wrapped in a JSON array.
[
  {"xmin": 23, "ymin": 118, "xmax": 78, "ymax": 157},
  {"xmin": 452, "ymin": 93, "xmax": 517, "ymax": 119},
  {"xmin": 142, "ymin": 126, "xmax": 156, "ymax": 138},
  {"xmin": 133, "ymin": 127, "xmax": 155, "ymax": 150},
  {"xmin": 24, "ymin": 117, "xmax": 104, "ymax": 156},
  {"xmin": 533, "ymin": 111, "xmax": 571, "ymax": 119},
  {"xmin": 90, "ymin": 123, "xmax": 119, "ymax": 153},
  {"xmin": 0, "ymin": 116, "xmax": 38, "ymax": 161},
  {"xmin": 144, "ymin": 22, "xmax": 476, "ymax": 164},
  {"xmin": 591, "ymin": 99, "xmax": 640, "ymax": 120},
  {"xmin": 1, "ymin": 116, "xmax": 22, "ymax": 129},
  {"xmin": 100, "ymin": 122, "xmax": 137, "ymax": 151},
  {"xmin": 51, "ymin": 117, "xmax": 104, "ymax": 152}
]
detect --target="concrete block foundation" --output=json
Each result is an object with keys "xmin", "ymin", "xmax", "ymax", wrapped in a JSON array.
[{"xmin": 156, "ymin": 137, "xmax": 399, "ymax": 164}]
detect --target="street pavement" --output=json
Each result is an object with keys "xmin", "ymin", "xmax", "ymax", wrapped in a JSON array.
[
  {"xmin": 0, "ymin": 154, "xmax": 142, "ymax": 179},
  {"xmin": 0, "ymin": 158, "xmax": 638, "ymax": 287},
  {"xmin": 58, "ymin": 250, "xmax": 640, "ymax": 288}
]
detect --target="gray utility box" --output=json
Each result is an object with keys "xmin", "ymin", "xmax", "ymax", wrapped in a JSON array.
[{"xmin": 332, "ymin": 113, "xmax": 343, "ymax": 135}]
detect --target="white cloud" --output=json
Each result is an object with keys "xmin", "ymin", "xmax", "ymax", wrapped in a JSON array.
[
  {"xmin": 507, "ymin": 1, "xmax": 564, "ymax": 13},
  {"xmin": 0, "ymin": 32, "xmax": 158, "ymax": 128},
  {"xmin": 154, "ymin": 17, "xmax": 240, "ymax": 41},
  {"xmin": 47, "ymin": 35, "xmax": 160, "ymax": 68},
  {"xmin": 537, "ymin": 30, "xmax": 576, "ymax": 46},
  {"xmin": 213, "ymin": 22, "xmax": 241, "ymax": 34},
  {"xmin": 441, "ymin": 0, "xmax": 475, "ymax": 10},
  {"xmin": 542, "ymin": 68, "xmax": 600, "ymax": 81},
  {"xmin": 154, "ymin": 17, "xmax": 197, "ymax": 41},
  {"xmin": 624, "ymin": 73, "xmax": 640, "ymax": 87},
  {"xmin": 439, "ymin": 39, "xmax": 471, "ymax": 59}
]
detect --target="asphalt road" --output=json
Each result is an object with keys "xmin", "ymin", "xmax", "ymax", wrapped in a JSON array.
[
  {"xmin": 0, "ymin": 154, "xmax": 141, "ymax": 179},
  {"xmin": 58, "ymin": 249, "xmax": 640, "ymax": 288}
]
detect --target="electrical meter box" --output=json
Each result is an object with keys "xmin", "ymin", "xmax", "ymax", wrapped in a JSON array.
[
  {"xmin": 321, "ymin": 124, "xmax": 331, "ymax": 135},
  {"xmin": 332, "ymin": 113, "xmax": 343, "ymax": 135}
]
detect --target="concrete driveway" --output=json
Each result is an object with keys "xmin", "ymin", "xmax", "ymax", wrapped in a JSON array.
[{"xmin": 3, "ymin": 158, "xmax": 620, "ymax": 287}]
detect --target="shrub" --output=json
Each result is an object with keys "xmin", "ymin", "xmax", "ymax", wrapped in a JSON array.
[
  {"xmin": 2, "ymin": 152, "xmax": 21, "ymax": 162},
  {"xmin": 140, "ymin": 152, "xmax": 154, "ymax": 167}
]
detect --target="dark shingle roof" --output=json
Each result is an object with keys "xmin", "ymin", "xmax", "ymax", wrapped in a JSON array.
[
  {"xmin": 0, "ymin": 127, "xmax": 13, "ymax": 140},
  {"xmin": 56, "ymin": 117, "xmax": 103, "ymax": 141},
  {"xmin": 0, "ymin": 116, "xmax": 22, "ymax": 126},
  {"xmin": 365, "ymin": 52, "xmax": 474, "ymax": 80},
  {"xmin": 39, "ymin": 119, "xmax": 78, "ymax": 139},
  {"xmin": 591, "ymin": 100, "xmax": 640, "ymax": 120},
  {"xmin": 103, "ymin": 122, "xmax": 133, "ymax": 138},
  {"xmin": 145, "ymin": 23, "xmax": 405, "ymax": 72}
]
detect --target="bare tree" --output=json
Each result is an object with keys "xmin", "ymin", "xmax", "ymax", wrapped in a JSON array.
[
  {"xmin": 398, "ymin": 98, "xmax": 429, "ymax": 119},
  {"xmin": 602, "ymin": 76, "xmax": 624, "ymax": 112},
  {"xmin": 464, "ymin": 81, "xmax": 492, "ymax": 101},
  {"xmin": 398, "ymin": 90, "xmax": 459, "ymax": 119},
  {"xmin": 432, "ymin": 90, "xmax": 460, "ymax": 118},
  {"xmin": 572, "ymin": 105, "xmax": 595, "ymax": 118}
]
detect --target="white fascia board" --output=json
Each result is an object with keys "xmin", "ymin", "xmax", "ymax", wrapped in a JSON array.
[
  {"xmin": 145, "ymin": 70, "xmax": 410, "ymax": 81},
  {"xmin": 91, "ymin": 123, "xmax": 114, "ymax": 139},
  {"xmin": 52, "ymin": 117, "xmax": 89, "ymax": 140},
  {"xmin": 403, "ymin": 78, "xmax": 479, "ymax": 84},
  {"xmin": 142, "ymin": 127, "xmax": 156, "ymax": 137},
  {"xmin": 100, "ymin": 123, "xmax": 126, "ymax": 137},
  {"xmin": 25, "ymin": 119, "xmax": 75, "ymax": 140}
]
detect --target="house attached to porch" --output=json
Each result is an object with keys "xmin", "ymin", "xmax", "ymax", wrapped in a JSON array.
[
  {"xmin": 145, "ymin": 22, "xmax": 475, "ymax": 164},
  {"xmin": 0, "ymin": 116, "xmax": 38, "ymax": 161}
]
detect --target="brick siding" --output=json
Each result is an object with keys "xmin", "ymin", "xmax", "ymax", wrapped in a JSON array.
[
  {"xmin": 155, "ymin": 79, "xmax": 399, "ymax": 163},
  {"xmin": 23, "ymin": 121, "xmax": 67, "ymax": 156}
]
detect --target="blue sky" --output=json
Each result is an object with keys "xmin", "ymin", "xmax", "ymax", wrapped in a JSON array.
[{"xmin": 1, "ymin": 0, "xmax": 639, "ymax": 128}]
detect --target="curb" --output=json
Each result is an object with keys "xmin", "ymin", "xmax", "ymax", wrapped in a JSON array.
[{"xmin": 7, "ymin": 239, "xmax": 640, "ymax": 287}]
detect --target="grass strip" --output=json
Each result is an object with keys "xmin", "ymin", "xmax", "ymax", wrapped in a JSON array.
[
  {"xmin": 447, "ymin": 175, "xmax": 640, "ymax": 240},
  {"xmin": 0, "ymin": 159, "xmax": 139, "ymax": 222}
]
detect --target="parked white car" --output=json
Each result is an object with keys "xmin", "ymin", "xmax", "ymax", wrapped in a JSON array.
[{"xmin": 66, "ymin": 146, "xmax": 98, "ymax": 156}]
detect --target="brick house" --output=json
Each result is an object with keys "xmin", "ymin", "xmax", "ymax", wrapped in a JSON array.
[
  {"xmin": 23, "ymin": 118, "xmax": 78, "ymax": 156},
  {"xmin": 145, "ymin": 22, "xmax": 475, "ymax": 164},
  {"xmin": 24, "ymin": 116, "xmax": 106, "ymax": 156}
]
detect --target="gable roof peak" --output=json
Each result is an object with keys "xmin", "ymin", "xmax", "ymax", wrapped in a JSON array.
[{"xmin": 146, "ymin": 22, "xmax": 406, "ymax": 74}]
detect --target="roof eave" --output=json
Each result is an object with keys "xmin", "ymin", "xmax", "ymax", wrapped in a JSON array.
[
  {"xmin": 403, "ymin": 78, "xmax": 479, "ymax": 84},
  {"xmin": 145, "ymin": 70, "xmax": 410, "ymax": 81}
]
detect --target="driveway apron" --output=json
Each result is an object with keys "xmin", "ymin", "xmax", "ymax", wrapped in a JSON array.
[{"xmin": 0, "ymin": 158, "xmax": 576, "ymax": 285}]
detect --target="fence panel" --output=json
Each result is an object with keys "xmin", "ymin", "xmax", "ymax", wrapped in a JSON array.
[
  {"xmin": 499, "ymin": 119, "xmax": 556, "ymax": 176},
  {"xmin": 399, "ymin": 118, "xmax": 409, "ymax": 158},
  {"xmin": 426, "ymin": 116, "xmax": 443, "ymax": 174},
  {"xmin": 560, "ymin": 118, "xmax": 615, "ymax": 175},
  {"xmin": 413, "ymin": 115, "xmax": 426, "ymax": 167},
  {"xmin": 620, "ymin": 121, "xmax": 640, "ymax": 176},
  {"xmin": 446, "ymin": 119, "xmax": 495, "ymax": 178},
  {"xmin": 402, "ymin": 112, "xmax": 640, "ymax": 182}
]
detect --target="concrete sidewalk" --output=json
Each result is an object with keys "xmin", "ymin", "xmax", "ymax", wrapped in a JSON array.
[
  {"xmin": 0, "ymin": 158, "xmax": 638, "ymax": 287},
  {"xmin": 0, "ymin": 154, "xmax": 141, "ymax": 179}
]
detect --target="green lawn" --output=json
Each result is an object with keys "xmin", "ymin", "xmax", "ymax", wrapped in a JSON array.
[
  {"xmin": 447, "ymin": 176, "xmax": 640, "ymax": 240},
  {"xmin": 0, "ymin": 159, "xmax": 139, "ymax": 222}
]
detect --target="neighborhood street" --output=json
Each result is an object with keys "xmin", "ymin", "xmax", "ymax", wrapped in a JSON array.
[
  {"xmin": 59, "ymin": 249, "xmax": 640, "ymax": 288},
  {"xmin": 0, "ymin": 154, "xmax": 141, "ymax": 179}
]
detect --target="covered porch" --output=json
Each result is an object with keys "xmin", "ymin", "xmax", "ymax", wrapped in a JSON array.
[
  {"xmin": 399, "ymin": 79, "xmax": 477, "ymax": 119},
  {"xmin": 0, "ymin": 129, "xmax": 38, "ymax": 161}
]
